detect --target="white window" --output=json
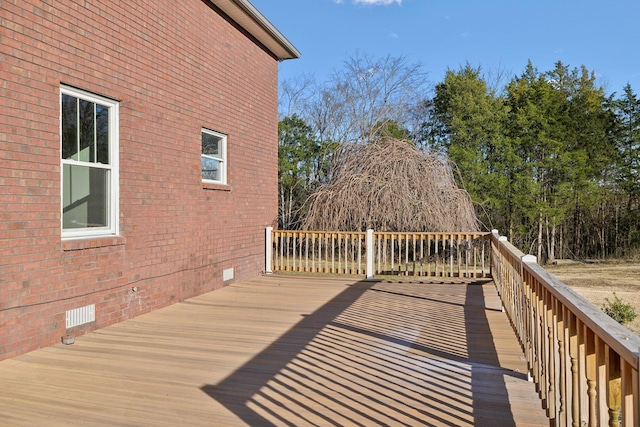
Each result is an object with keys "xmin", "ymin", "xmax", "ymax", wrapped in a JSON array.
[
  {"xmin": 60, "ymin": 86, "xmax": 119, "ymax": 238},
  {"xmin": 201, "ymin": 128, "xmax": 227, "ymax": 184}
]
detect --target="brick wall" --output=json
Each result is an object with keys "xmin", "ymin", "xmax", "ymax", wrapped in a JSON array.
[{"xmin": 0, "ymin": 0, "xmax": 279, "ymax": 359}]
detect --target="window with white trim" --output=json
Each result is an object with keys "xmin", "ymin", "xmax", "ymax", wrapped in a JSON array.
[
  {"xmin": 201, "ymin": 128, "xmax": 227, "ymax": 184},
  {"xmin": 61, "ymin": 86, "xmax": 119, "ymax": 238}
]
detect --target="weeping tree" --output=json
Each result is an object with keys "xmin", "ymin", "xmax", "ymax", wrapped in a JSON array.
[
  {"xmin": 301, "ymin": 137, "xmax": 479, "ymax": 232},
  {"xmin": 277, "ymin": 53, "xmax": 432, "ymax": 230}
]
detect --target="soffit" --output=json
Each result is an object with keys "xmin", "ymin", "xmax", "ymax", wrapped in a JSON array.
[{"xmin": 210, "ymin": 0, "xmax": 300, "ymax": 61}]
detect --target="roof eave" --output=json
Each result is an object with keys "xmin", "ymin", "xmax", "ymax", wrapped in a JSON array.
[{"xmin": 210, "ymin": 0, "xmax": 300, "ymax": 61}]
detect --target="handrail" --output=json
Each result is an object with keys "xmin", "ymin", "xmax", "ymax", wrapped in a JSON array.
[{"xmin": 490, "ymin": 230, "xmax": 640, "ymax": 427}]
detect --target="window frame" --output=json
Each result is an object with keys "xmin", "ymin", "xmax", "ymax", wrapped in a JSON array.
[
  {"xmin": 60, "ymin": 85, "xmax": 119, "ymax": 239},
  {"xmin": 201, "ymin": 128, "xmax": 227, "ymax": 185}
]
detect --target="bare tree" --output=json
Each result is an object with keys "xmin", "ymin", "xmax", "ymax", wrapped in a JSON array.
[
  {"xmin": 301, "ymin": 137, "xmax": 479, "ymax": 232},
  {"xmin": 306, "ymin": 86, "xmax": 350, "ymax": 151},
  {"xmin": 330, "ymin": 53, "xmax": 429, "ymax": 143},
  {"xmin": 279, "ymin": 73, "xmax": 316, "ymax": 119},
  {"xmin": 283, "ymin": 53, "xmax": 430, "ymax": 145},
  {"xmin": 482, "ymin": 62, "xmax": 512, "ymax": 96}
]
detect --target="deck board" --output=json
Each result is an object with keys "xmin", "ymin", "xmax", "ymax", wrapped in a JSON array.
[{"xmin": 0, "ymin": 275, "xmax": 549, "ymax": 426}]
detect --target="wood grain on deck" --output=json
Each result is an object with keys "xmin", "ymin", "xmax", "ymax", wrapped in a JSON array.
[{"xmin": 0, "ymin": 275, "xmax": 548, "ymax": 426}]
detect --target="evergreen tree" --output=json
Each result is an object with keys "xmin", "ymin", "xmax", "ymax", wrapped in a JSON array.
[
  {"xmin": 613, "ymin": 84, "xmax": 640, "ymax": 254},
  {"xmin": 278, "ymin": 115, "xmax": 331, "ymax": 229},
  {"xmin": 429, "ymin": 64, "xmax": 511, "ymax": 232},
  {"xmin": 503, "ymin": 61, "xmax": 615, "ymax": 260}
]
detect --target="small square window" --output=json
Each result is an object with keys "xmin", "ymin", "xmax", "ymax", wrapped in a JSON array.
[{"xmin": 202, "ymin": 129, "xmax": 227, "ymax": 184}]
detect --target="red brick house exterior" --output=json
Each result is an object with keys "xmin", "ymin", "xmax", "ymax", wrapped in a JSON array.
[{"xmin": 0, "ymin": 0, "xmax": 298, "ymax": 360}]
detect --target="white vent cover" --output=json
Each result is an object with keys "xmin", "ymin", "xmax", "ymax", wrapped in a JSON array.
[
  {"xmin": 223, "ymin": 268, "xmax": 234, "ymax": 281},
  {"xmin": 66, "ymin": 304, "xmax": 95, "ymax": 328}
]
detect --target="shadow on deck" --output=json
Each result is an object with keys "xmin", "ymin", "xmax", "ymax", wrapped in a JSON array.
[
  {"xmin": 0, "ymin": 275, "xmax": 548, "ymax": 426},
  {"xmin": 201, "ymin": 275, "xmax": 547, "ymax": 426}
]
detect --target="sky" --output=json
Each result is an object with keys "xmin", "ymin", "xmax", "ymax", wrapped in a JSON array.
[{"xmin": 250, "ymin": 0, "xmax": 640, "ymax": 97}]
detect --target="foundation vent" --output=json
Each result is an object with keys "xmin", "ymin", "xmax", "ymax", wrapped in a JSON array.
[{"xmin": 66, "ymin": 304, "xmax": 95, "ymax": 328}]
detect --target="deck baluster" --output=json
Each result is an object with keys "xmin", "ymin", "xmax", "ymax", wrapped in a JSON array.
[
  {"xmin": 547, "ymin": 300, "xmax": 556, "ymax": 420},
  {"xmin": 586, "ymin": 331, "xmax": 597, "ymax": 427},
  {"xmin": 570, "ymin": 314, "xmax": 580, "ymax": 427},
  {"xmin": 607, "ymin": 347, "xmax": 621, "ymax": 427},
  {"xmin": 558, "ymin": 303, "xmax": 567, "ymax": 426}
]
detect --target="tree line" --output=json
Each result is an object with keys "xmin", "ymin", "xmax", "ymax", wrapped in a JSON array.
[{"xmin": 278, "ymin": 53, "xmax": 640, "ymax": 262}]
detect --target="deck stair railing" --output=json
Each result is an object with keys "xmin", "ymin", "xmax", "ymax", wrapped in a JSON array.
[{"xmin": 490, "ymin": 230, "xmax": 640, "ymax": 427}]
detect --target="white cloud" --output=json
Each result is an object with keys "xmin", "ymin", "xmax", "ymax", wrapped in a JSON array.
[{"xmin": 354, "ymin": 0, "xmax": 402, "ymax": 5}]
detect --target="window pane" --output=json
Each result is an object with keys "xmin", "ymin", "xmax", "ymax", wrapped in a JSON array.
[
  {"xmin": 202, "ymin": 132, "xmax": 221, "ymax": 156},
  {"xmin": 62, "ymin": 94, "xmax": 78, "ymax": 160},
  {"xmin": 96, "ymin": 104, "xmax": 109, "ymax": 164},
  {"xmin": 202, "ymin": 156, "xmax": 220, "ymax": 181},
  {"xmin": 79, "ymin": 99, "xmax": 95, "ymax": 162},
  {"xmin": 63, "ymin": 164, "xmax": 109, "ymax": 229}
]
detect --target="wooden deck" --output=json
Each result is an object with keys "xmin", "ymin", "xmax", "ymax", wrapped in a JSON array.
[{"xmin": 0, "ymin": 275, "xmax": 549, "ymax": 426}]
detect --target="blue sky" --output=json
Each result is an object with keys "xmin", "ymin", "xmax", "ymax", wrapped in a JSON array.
[{"xmin": 251, "ymin": 0, "xmax": 640, "ymax": 97}]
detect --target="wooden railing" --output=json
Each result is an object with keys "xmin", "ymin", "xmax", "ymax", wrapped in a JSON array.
[
  {"xmin": 267, "ymin": 228, "xmax": 490, "ymax": 278},
  {"xmin": 371, "ymin": 231, "xmax": 489, "ymax": 278},
  {"xmin": 269, "ymin": 230, "xmax": 368, "ymax": 276},
  {"xmin": 491, "ymin": 230, "xmax": 640, "ymax": 427},
  {"xmin": 265, "ymin": 227, "xmax": 640, "ymax": 425}
]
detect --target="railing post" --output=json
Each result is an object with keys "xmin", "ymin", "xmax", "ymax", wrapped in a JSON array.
[
  {"xmin": 265, "ymin": 226, "xmax": 273, "ymax": 274},
  {"xmin": 496, "ymin": 234, "xmax": 507, "ymax": 313},
  {"xmin": 366, "ymin": 229, "xmax": 374, "ymax": 279},
  {"xmin": 522, "ymin": 254, "xmax": 537, "ymax": 383}
]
